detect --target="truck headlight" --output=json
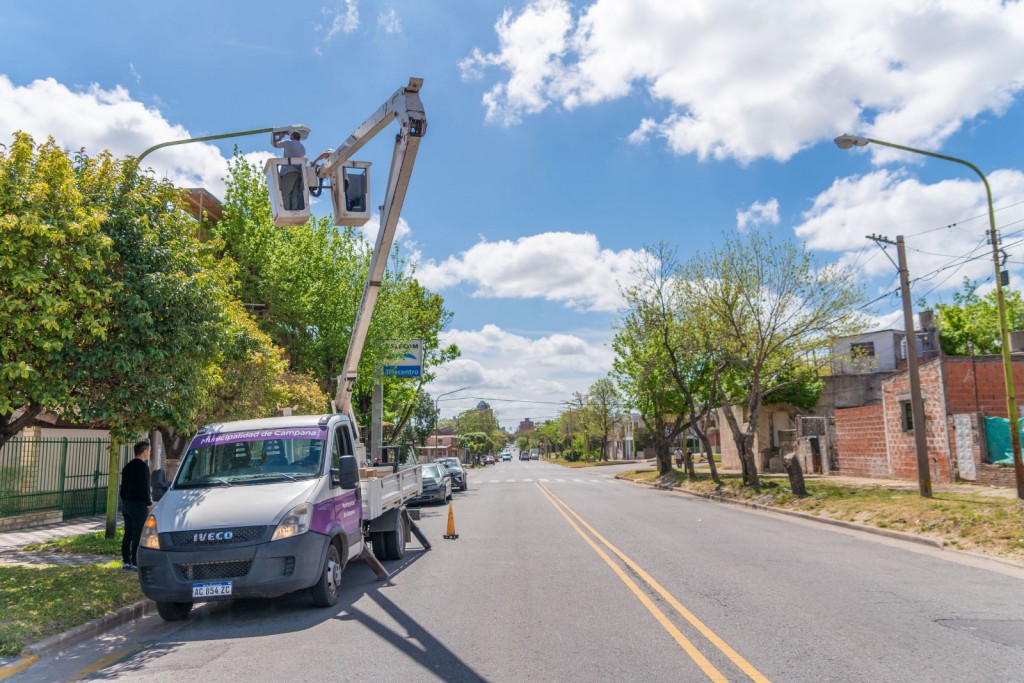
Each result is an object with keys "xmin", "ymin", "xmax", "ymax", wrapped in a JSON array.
[
  {"xmin": 272, "ymin": 503, "xmax": 312, "ymax": 541},
  {"xmin": 140, "ymin": 515, "xmax": 160, "ymax": 550}
]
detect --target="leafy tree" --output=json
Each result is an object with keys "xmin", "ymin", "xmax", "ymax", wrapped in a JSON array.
[
  {"xmin": 158, "ymin": 300, "xmax": 329, "ymax": 460},
  {"xmin": 391, "ymin": 389, "xmax": 438, "ymax": 451},
  {"xmin": 216, "ymin": 151, "xmax": 458, "ymax": 432},
  {"xmin": 0, "ymin": 134, "xmax": 245, "ymax": 448},
  {"xmin": 70, "ymin": 154, "xmax": 236, "ymax": 440},
  {"xmin": 585, "ymin": 378, "xmax": 622, "ymax": 461},
  {"xmin": 459, "ymin": 432, "xmax": 493, "ymax": 464},
  {"xmin": 613, "ymin": 299, "xmax": 690, "ymax": 475},
  {"xmin": 678, "ymin": 231, "xmax": 864, "ymax": 486},
  {"xmin": 625, "ymin": 243, "xmax": 721, "ymax": 482},
  {"xmin": 0, "ymin": 133, "xmax": 115, "ymax": 446},
  {"xmin": 933, "ymin": 278, "xmax": 1024, "ymax": 355}
]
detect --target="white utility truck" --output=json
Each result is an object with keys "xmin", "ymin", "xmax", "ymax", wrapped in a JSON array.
[{"xmin": 137, "ymin": 79, "xmax": 428, "ymax": 621}]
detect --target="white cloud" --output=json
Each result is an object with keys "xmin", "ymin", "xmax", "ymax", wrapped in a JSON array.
[
  {"xmin": 427, "ymin": 324, "xmax": 616, "ymax": 427},
  {"xmin": 0, "ymin": 75, "xmax": 231, "ymax": 197},
  {"xmin": 796, "ymin": 168, "xmax": 1024, "ymax": 294},
  {"xmin": 464, "ymin": 0, "xmax": 1024, "ymax": 162},
  {"xmin": 736, "ymin": 198, "xmax": 780, "ymax": 232},
  {"xmin": 316, "ymin": 0, "xmax": 360, "ymax": 50},
  {"xmin": 378, "ymin": 9, "xmax": 401, "ymax": 34},
  {"xmin": 128, "ymin": 63, "xmax": 141, "ymax": 84},
  {"xmin": 459, "ymin": 0, "xmax": 574, "ymax": 126},
  {"xmin": 359, "ymin": 213, "xmax": 412, "ymax": 246},
  {"xmin": 415, "ymin": 231, "xmax": 647, "ymax": 312}
]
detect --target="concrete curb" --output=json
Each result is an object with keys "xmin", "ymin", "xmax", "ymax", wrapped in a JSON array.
[
  {"xmin": 646, "ymin": 480, "xmax": 1024, "ymax": 570},
  {"xmin": 624, "ymin": 477, "xmax": 945, "ymax": 549},
  {"xmin": 22, "ymin": 599, "xmax": 156, "ymax": 660}
]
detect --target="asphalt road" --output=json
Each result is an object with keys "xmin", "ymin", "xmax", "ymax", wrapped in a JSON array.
[{"xmin": 14, "ymin": 459, "xmax": 1024, "ymax": 682}]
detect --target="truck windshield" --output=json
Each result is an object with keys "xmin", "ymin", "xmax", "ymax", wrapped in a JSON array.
[{"xmin": 175, "ymin": 428, "xmax": 327, "ymax": 488}]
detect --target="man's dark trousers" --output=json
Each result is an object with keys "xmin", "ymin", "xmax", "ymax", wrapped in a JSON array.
[{"xmin": 121, "ymin": 501, "xmax": 148, "ymax": 566}]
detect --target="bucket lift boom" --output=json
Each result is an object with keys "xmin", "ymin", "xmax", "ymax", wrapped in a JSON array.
[{"xmin": 315, "ymin": 78, "xmax": 427, "ymax": 442}]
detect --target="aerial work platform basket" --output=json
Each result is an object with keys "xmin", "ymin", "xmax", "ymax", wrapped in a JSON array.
[{"xmin": 264, "ymin": 157, "xmax": 312, "ymax": 227}]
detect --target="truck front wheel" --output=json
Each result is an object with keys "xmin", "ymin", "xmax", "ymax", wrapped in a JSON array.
[
  {"xmin": 310, "ymin": 542, "xmax": 343, "ymax": 607},
  {"xmin": 156, "ymin": 600, "xmax": 193, "ymax": 622}
]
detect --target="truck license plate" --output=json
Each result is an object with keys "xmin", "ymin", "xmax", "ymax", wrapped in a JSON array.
[{"xmin": 192, "ymin": 581, "xmax": 232, "ymax": 598}]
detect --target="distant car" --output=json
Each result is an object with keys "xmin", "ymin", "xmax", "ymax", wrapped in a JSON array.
[
  {"xmin": 501, "ymin": 453, "xmax": 511, "ymax": 462},
  {"xmin": 435, "ymin": 457, "xmax": 467, "ymax": 491},
  {"xmin": 484, "ymin": 455, "xmax": 496, "ymax": 465},
  {"xmin": 519, "ymin": 451, "xmax": 529, "ymax": 461},
  {"xmin": 411, "ymin": 463, "xmax": 452, "ymax": 505}
]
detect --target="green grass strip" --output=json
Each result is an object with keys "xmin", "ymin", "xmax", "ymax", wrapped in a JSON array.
[{"xmin": 0, "ymin": 562, "xmax": 143, "ymax": 657}]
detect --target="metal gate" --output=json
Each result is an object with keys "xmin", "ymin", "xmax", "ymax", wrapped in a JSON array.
[{"xmin": 0, "ymin": 438, "xmax": 132, "ymax": 520}]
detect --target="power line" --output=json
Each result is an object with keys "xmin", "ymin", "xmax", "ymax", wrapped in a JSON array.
[{"xmin": 905, "ymin": 198, "xmax": 1024, "ymax": 238}]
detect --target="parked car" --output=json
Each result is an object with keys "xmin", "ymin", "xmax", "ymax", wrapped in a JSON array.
[
  {"xmin": 484, "ymin": 455, "xmax": 496, "ymax": 465},
  {"xmin": 410, "ymin": 463, "xmax": 452, "ymax": 505},
  {"xmin": 435, "ymin": 457, "xmax": 468, "ymax": 491}
]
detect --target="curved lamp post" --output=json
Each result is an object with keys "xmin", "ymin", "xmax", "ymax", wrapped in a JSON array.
[
  {"xmin": 835, "ymin": 134, "xmax": 1024, "ymax": 499},
  {"xmin": 434, "ymin": 387, "xmax": 470, "ymax": 459}
]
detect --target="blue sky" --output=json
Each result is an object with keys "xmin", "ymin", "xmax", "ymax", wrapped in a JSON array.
[{"xmin": 4, "ymin": 1, "xmax": 1024, "ymax": 428}]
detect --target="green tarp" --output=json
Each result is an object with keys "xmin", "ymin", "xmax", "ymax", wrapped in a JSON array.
[{"xmin": 983, "ymin": 416, "xmax": 1021, "ymax": 465}]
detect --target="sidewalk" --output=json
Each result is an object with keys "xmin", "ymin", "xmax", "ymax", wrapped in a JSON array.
[{"xmin": 0, "ymin": 516, "xmax": 113, "ymax": 567}]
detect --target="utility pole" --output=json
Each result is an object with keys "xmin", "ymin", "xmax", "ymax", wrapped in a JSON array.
[{"xmin": 868, "ymin": 234, "xmax": 932, "ymax": 497}]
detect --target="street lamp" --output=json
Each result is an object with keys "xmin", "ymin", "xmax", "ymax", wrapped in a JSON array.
[
  {"xmin": 835, "ymin": 134, "xmax": 1024, "ymax": 499},
  {"xmin": 434, "ymin": 387, "xmax": 470, "ymax": 460}
]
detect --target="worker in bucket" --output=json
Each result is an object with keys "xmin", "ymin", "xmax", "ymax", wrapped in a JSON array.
[{"xmin": 272, "ymin": 130, "xmax": 306, "ymax": 211}]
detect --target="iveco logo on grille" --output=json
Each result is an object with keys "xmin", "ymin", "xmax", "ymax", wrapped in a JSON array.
[{"xmin": 193, "ymin": 531, "xmax": 234, "ymax": 542}]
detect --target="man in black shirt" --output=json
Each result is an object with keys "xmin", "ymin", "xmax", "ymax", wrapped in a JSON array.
[{"xmin": 120, "ymin": 441, "xmax": 153, "ymax": 571}]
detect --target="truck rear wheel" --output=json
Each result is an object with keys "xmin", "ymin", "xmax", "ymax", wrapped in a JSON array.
[
  {"xmin": 384, "ymin": 515, "xmax": 407, "ymax": 560},
  {"xmin": 370, "ymin": 531, "xmax": 388, "ymax": 559},
  {"xmin": 156, "ymin": 600, "xmax": 193, "ymax": 622},
  {"xmin": 310, "ymin": 542, "xmax": 343, "ymax": 607}
]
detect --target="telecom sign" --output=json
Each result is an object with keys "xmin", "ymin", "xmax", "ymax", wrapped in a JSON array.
[{"xmin": 383, "ymin": 339, "xmax": 423, "ymax": 378}]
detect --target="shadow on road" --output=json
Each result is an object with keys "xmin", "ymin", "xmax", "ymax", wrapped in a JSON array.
[
  {"xmin": 83, "ymin": 541, "xmax": 486, "ymax": 680},
  {"xmin": 335, "ymin": 590, "xmax": 487, "ymax": 682}
]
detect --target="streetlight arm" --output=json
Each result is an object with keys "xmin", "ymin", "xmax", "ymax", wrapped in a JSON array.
[
  {"xmin": 862, "ymin": 138, "xmax": 995, "ymax": 223},
  {"xmin": 136, "ymin": 127, "xmax": 276, "ymax": 165}
]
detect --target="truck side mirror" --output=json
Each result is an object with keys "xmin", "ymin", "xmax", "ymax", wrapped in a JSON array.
[
  {"xmin": 151, "ymin": 468, "xmax": 168, "ymax": 502},
  {"xmin": 332, "ymin": 455, "xmax": 359, "ymax": 489}
]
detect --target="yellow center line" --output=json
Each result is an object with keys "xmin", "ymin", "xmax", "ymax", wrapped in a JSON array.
[
  {"xmin": 536, "ymin": 483, "xmax": 729, "ymax": 683},
  {"xmin": 539, "ymin": 483, "xmax": 771, "ymax": 683}
]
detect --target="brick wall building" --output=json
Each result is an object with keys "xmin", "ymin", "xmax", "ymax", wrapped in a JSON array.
[
  {"xmin": 833, "ymin": 405, "xmax": 888, "ymax": 478},
  {"xmin": 834, "ymin": 355, "xmax": 1021, "ymax": 486}
]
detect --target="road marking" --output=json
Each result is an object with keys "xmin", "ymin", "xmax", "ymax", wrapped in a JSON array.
[
  {"xmin": 70, "ymin": 643, "xmax": 148, "ymax": 680},
  {"xmin": 0, "ymin": 655, "xmax": 38, "ymax": 680},
  {"xmin": 538, "ymin": 483, "xmax": 770, "ymax": 683},
  {"xmin": 536, "ymin": 485, "xmax": 729, "ymax": 683}
]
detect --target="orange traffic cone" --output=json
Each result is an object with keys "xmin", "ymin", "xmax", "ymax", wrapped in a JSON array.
[{"xmin": 443, "ymin": 501, "xmax": 459, "ymax": 539}]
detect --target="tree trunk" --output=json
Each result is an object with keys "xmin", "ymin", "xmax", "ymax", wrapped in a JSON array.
[
  {"xmin": 0, "ymin": 403, "xmax": 43, "ymax": 449},
  {"xmin": 698, "ymin": 432, "xmax": 720, "ymax": 484},
  {"xmin": 158, "ymin": 426, "xmax": 190, "ymax": 462},
  {"xmin": 684, "ymin": 450, "xmax": 696, "ymax": 480},
  {"xmin": 739, "ymin": 435, "xmax": 760, "ymax": 488},
  {"xmin": 783, "ymin": 453, "xmax": 807, "ymax": 497}
]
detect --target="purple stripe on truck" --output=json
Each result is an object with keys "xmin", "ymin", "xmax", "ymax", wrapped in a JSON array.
[
  {"xmin": 191, "ymin": 427, "xmax": 326, "ymax": 448},
  {"xmin": 312, "ymin": 491, "xmax": 361, "ymax": 535}
]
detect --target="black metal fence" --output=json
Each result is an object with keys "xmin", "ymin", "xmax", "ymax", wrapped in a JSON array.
[{"xmin": 0, "ymin": 438, "xmax": 132, "ymax": 520}]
